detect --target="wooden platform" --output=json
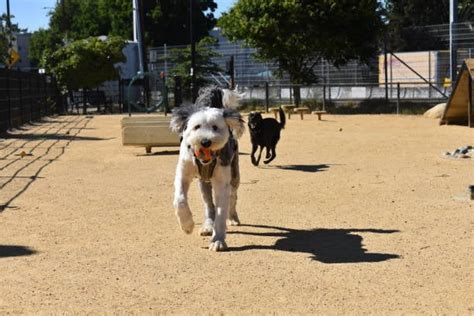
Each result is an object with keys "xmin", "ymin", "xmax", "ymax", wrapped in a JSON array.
[
  {"xmin": 121, "ymin": 115, "xmax": 180, "ymax": 153},
  {"xmin": 294, "ymin": 107, "xmax": 311, "ymax": 120},
  {"xmin": 441, "ymin": 59, "xmax": 474, "ymax": 127}
]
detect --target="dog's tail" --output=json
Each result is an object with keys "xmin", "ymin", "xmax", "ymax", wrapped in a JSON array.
[
  {"xmin": 278, "ymin": 107, "xmax": 286, "ymax": 129},
  {"xmin": 222, "ymin": 85, "xmax": 245, "ymax": 109}
]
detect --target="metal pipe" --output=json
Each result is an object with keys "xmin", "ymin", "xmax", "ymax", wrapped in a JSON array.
[
  {"xmin": 390, "ymin": 52, "xmax": 448, "ymax": 98},
  {"xmin": 450, "ymin": 0, "xmax": 458, "ymax": 84}
]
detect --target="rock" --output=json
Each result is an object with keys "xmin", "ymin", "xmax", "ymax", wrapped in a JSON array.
[{"xmin": 423, "ymin": 103, "xmax": 446, "ymax": 119}]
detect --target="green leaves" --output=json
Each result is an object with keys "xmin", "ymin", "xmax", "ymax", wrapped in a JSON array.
[
  {"xmin": 220, "ymin": 0, "xmax": 383, "ymax": 84},
  {"xmin": 166, "ymin": 37, "xmax": 223, "ymax": 98},
  {"xmin": 46, "ymin": 36, "xmax": 126, "ymax": 91}
]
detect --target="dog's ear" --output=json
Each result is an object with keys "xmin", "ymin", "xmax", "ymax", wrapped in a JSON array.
[
  {"xmin": 223, "ymin": 108, "xmax": 245, "ymax": 139},
  {"xmin": 170, "ymin": 105, "xmax": 197, "ymax": 133}
]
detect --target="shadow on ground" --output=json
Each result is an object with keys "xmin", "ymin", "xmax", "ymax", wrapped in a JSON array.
[
  {"xmin": 0, "ymin": 117, "xmax": 94, "ymax": 212},
  {"xmin": 0, "ymin": 245, "xmax": 36, "ymax": 258},
  {"xmin": 137, "ymin": 150, "xmax": 180, "ymax": 156},
  {"xmin": 266, "ymin": 164, "xmax": 331, "ymax": 173},
  {"xmin": 228, "ymin": 224, "xmax": 400, "ymax": 263},
  {"xmin": 3, "ymin": 133, "xmax": 111, "ymax": 142}
]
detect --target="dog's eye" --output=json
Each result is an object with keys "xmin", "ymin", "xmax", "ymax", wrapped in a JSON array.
[
  {"xmin": 194, "ymin": 125, "xmax": 201, "ymax": 130},
  {"xmin": 212, "ymin": 125, "xmax": 218, "ymax": 131}
]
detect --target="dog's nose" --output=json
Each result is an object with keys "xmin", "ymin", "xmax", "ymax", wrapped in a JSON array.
[{"xmin": 200, "ymin": 139, "xmax": 212, "ymax": 148}]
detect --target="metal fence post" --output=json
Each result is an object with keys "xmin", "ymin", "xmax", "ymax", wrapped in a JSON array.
[
  {"xmin": 322, "ymin": 84, "xmax": 326, "ymax": 111},
  {"xmin": 397, "ymin": 82, "xmax": 400, "ymax": 115},
  {"xmin": 6, "ymin": 69, "xmax": 12, "ymax": 129},
  {"xmin": 19, "ymin": 75, "xmax": 23, "ymax": 125},
  {"xmin": 265, "ymin": 82, "xmax": 269, "ymax": 112},
  {"xmin": 118, "ymin": 79, "xmax": 122, "ymax": 113},
  {"xmin": 468, "ymin": 74, "xmax": 472, "ymax": 128}
]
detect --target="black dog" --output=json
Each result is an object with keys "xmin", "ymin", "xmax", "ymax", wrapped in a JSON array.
[{"xmin": 248, "ymin": 108, "xmax": 285, "ymax": 166}]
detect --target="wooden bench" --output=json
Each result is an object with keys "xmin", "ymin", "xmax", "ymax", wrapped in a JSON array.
[
  {"xmin": 293, "ymin": 107, "xmax": 311, "ymax": 120},
  {"xmin": 281, "ymin": 105, "xmax": 296, "ymax": 119},
  {"xmin": 312, "ymin": 110, "xmax": 327, "ymax": 120},
  {"xmin": 268, "ymin": 107, "xmax": 281, "ymax": 119},
  {"xmin": 121, "ymin": 116, "xmax": 180, "ymax": 154}
]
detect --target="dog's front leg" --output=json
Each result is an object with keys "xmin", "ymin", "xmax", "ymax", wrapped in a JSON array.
[
  {"xmin": 209, "ymin": 166, "xmax": 231, "ymax": 251},
  {"xmin": 250, "ymin": 143, "xmax": 259, "ymax": 166},
  {"xmin": 198, "ymin": 180, "xmax": 215, "ymax": 236},
  {"xmin": 173, "ymin": 161, "xmax": 195, "ymax": 234}
]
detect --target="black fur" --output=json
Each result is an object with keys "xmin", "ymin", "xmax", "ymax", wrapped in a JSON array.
[
  {"xmin": 247, "ymin": 108, "xmax": 285, "ymax": 166},
  {"xmin": 195, "ymin": 86, "xmax": 224, "ymax": 109}
]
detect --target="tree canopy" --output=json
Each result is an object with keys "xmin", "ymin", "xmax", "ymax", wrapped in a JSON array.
[
  {"xmin": 385, "ymin": 0, "xmax": 473, "ymax": 51},
  {"xmin": 45, "ymin": 36, "xmax": 126, "ymax": 91},
  {"xmin": 30, "ymin": 0, "xmax": 219, "ymax": 69},
  {"xmin": 45, "ymin": 0, "xmax": 217, "ymax": 46},
  {"xmin": 219, "ymin": 0, "xmax": 384, "ymax": 105},
  {"xmin": 167, "ymin": 37, "xmax": 223, "ymax": 99}
]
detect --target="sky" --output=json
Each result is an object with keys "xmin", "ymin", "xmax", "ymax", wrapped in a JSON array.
[{"xmin": 0, "ymin": 0, "xmax": 237, "ymax": 33}]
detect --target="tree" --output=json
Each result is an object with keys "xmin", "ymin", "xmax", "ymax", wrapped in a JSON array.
[
  {"xmin": 29, "ymin": 28, "xmax": 63, "ymax": 67},
  {"xmin": 0, "ymin": 14, "xmax": 27, "ymax": 65},
  {"xmin": 386, "ymin": 0, "xmax": 473, "ymax": 51},
  {"xmin": 219, "ymin": 0, "xmax": 384, "ymax": 105},
  {"xmin": 45, "ymin": 36, "xmax": 126, "ymax": 91},
  {"xmin": 142, "ymin": 0, "xmax": 218, "ymax": 46},
  {"xmin": 167, "ymin": 37, "xmax": 223, "ymax": 99},
  {"xmin": 46, "ymin": 0, "xmax": 218, "ymax": 46},
  {"xmin": 32, "ymin": 0, "xmax": 218, "ymax": 71}
]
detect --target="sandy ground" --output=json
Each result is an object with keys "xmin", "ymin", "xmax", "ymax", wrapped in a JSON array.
[{"xmin": 0, "ymin": 113, "xmax": 472, "ymax": 314}]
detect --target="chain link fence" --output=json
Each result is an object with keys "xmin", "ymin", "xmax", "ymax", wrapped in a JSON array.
[{"xmin": 147, "ymin": 22, "xmax": 474, "ymax": 111}]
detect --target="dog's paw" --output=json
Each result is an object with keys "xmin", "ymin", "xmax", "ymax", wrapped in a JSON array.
[
  {"xmin": 228, "ymin": 214, "xmax": 240, "ymax": 226},
  {"xmin": 179, "ymin": 218, "xmax": 195, "ymax": 234},
  {"xmin": 209, "ymin": 240, "xmax": 228, "ymax": 252},
  {"xmin": 199, "ymin": 221, "xmax": 214, "ymax": 236}
]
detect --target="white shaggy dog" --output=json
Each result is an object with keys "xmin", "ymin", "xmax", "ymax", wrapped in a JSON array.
[{"xmin": 170, "ymin": 91, "xmax": 245, "ymax": 251}]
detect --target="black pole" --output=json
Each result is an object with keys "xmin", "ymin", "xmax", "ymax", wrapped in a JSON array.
[
  {"xmin": 384, "ymin": 32, "xmax": 389, "ymax": 104},
  {"xmin": 174, "ymin": 76, "xmax": 182, "ymax": 107},
  {"xmin": 265, "ymin": 82, "xmax": 269, "ymax": 113},
  {"xmin": 230, "ymin": 55, "xmax": 235, "ymax": 89},
  {"xmin": 468, "ymin": 74, "xmax": 472, "ymax": 128},
  {"xmin": 190, "ymin": 0, "xmax": 196, "ymax": 102},
  {"xmin": 322, "ymin": 84, "xmax": 326, "ymax": 111},
  {"xmin": 397, "ymin": 82, "xmax": 400, "ymax": 115},
  {"xmin": 6, "ymin": 0, "xmax": 12, "ymax": 67},
  {"xmin": 137, "ymin": 0, "xmax": 149, "ymax": 106},
  {"xmin": 6, "ymin": 67, "xmax": 12, "ymax": 129}
]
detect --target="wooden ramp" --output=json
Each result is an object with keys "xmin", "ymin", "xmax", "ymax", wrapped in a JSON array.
[
  {"xmin": 121, "ymin": 115, "xmax": 180, "ymax": 154},
  {"xmin": 441, "ymin": 59, "xmax": 474, "ymax": 127}
]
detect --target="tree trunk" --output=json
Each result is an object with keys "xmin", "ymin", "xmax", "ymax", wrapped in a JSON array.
[{"xmin": 292, "ymin": 85, "xmax": 301, "ymax": 106}]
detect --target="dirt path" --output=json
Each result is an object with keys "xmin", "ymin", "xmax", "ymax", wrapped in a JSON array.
[{"xmin": 0, "ymin": 114, "xmax": 472, "ymax": 314}]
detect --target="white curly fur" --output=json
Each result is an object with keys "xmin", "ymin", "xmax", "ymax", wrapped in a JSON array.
[{"xmin": 171, "ymin": 106, "xmax": 244, "ymax": 251}]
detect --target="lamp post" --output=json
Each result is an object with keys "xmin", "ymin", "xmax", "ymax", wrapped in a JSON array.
[
  {"xmin": 190, "ymin": 0, "xmax": 197, "ymax": 102},
  {"xmin": 450, "ymin": 0, "xmax": 458, "ymax": 84}
]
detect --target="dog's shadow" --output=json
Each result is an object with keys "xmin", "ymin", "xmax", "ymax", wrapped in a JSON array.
[
  {"xmin": 265, "ymin": 164, "xmax": 330, "ymax": 173},
  {"xmin": 0, "ymin": 245, "xmax": 36, "ymax": 258},
  {"xmin": 228, "ymin": 224, "xmax": 400, "ymax": 263}
]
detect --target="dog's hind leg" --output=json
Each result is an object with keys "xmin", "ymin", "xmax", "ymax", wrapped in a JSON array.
[
  {"xmin": 263, "ymin": 145, "xmax": 277, "ymax": 164},
  {"xmin": 209, "ymin": 166, "xmax": 231, "ymax": 251},
  {"xmin": 228, "ymin": 154, "xmax": 240, "ymax": 226},
  {"xmin": 265, "ymin": 146, "xmax": 271, "ymax": 159},
  {"xmin": 198, "ymin": 180, "xmax": 215, "ymax": 236}
]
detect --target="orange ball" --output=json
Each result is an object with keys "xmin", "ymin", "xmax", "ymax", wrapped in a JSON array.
[{"xmin": 195, "ymin": 147, "xmax": 213, "ymax": 161}]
